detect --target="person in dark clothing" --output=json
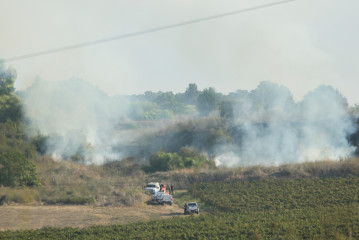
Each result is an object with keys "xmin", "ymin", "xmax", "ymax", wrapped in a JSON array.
[{"xmin": 170, "ymin": 185, "xmax": 174, "ymax": 194}]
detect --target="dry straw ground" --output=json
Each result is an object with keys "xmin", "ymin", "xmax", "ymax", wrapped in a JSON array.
[{"xmin": 0, "ymin": 204, "xmax": 183, "ymax": 231}]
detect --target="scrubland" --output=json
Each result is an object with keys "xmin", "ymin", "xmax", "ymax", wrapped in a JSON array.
[
  {"xmin": 0, "ymin": 156, "xmax": 148, "ymax": 207},
  {"xmin": 2, "ymin": 156, "xmax": 359, "ymax": 207},
  {"xmin": 1, "ymin": 157, "xmax": 359, "ymax": 239}
]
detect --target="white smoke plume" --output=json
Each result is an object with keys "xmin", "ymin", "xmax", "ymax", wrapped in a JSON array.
[
  {"xmin": 22, "ymin": 78, "xmax": 130, "ymax": 164},
  {"xmin": 215, "ymin": 82, "xmax": 356, "ymax": 167},
  {"xmin": 22, "ymin": 79, "xmax": 357, "ymax": 166}
]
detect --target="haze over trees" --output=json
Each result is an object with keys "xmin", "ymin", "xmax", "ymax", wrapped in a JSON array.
[
  {"xmin": 1, "ymin": 62, "xmax": 359, "ymax": 240},
  {"xmin": 0, "ymin": 61, "xmax": 359, "ymax": 181}
]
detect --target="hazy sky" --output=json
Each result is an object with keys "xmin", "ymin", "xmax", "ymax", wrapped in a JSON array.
[{"xmin": 1, "ymin": 0, "xmax": 358, "ymax": 105}]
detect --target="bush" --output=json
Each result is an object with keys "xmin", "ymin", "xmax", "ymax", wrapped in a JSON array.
[
  {"xmin": 145, "ymin": 147, "xmax": 213, "ymax": 172},
  {"xmin": 44, "ymin": 196, "xmax": 95, "ymax": 205},
  {"xmin": 0, "ymin": 121, "xmax": 38, "ymax": 158},
  {"xmin": 0, "ymin": 152, "xmax": 40, "ymax": 187},
  {"xmin": 148, "ymin": 151, "xmax": 182, "ymax": 172},
  {"xmin": 0, "ymin": 188, "xmax": 39, "ymax": 204}
]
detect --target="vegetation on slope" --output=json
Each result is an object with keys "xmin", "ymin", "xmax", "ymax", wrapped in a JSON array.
[
  {"xmin": 0, "ymin": 62, "xmax": 40, "ymax": 188},
  {"xmin": 2, "ymin": 176, "xmax": 359, "ymax": 239},
  {"xmin": 0, "ymin": 156, "xmax": 148, "ymax": 206},
  {"xmin": 143, "ymin": 147, "xmax": 216, "ymax": 173}
]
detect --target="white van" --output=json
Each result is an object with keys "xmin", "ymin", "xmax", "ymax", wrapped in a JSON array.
[{"xmin": 145, "ymin": 182, "xmax": 160, "ymax": 194}]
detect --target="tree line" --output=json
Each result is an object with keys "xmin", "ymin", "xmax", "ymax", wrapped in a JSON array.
[
  {"xmin": 128, "ymin": 83, "xmax": 235, "ymax": 120},
  {"xmin": 0, "ymin": 62, "xmax": 39, "ymax": 187},
  {"xmin": 1, "ymin": 60, "xmax": 359, "ymax": 187}
]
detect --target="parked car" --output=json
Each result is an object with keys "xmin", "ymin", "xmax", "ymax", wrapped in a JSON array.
[
  {"xmin": 158, "ymin": 194, "xmax": 173, "ymax": 205},
  {"xmin": 184, "ymin": 202, "xmax": 199, "ymax": 214},
  {"xmin": 144, "ymin": 182, "xmax": 160, "ymax": 194},
  {"xmin": 152, "ymin": 191, "xmax": 166, "ymax": 202}
]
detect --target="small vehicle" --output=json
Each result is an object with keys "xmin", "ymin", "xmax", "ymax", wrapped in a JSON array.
[
  {"xmin": 152, "ymin": 191, "xmax": 166, "ymax": 202},
  {"xmin": 184, "ymin": 202, "xmax": 199, "ymax": 214},
  {"xmin": 145, "ymin": 182, "xmax": 160, "ymax": 194},
  {"xmin": 158, "ymin": 194, "xmax": 173, "ymax": 205}
]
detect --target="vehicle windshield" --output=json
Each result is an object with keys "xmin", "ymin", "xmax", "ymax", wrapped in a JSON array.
[
  {"xmin": 188, "ymin": 203, "xmax": 197, "ymax": 207},
  {"xmin": 146, "ymin": 184, "xmax": 156, "ymax": 188}
]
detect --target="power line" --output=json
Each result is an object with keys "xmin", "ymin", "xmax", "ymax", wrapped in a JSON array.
[
  {"xmin": 4, "ymin": 0, "xmax": 296, "ymax": 62},
  {"xmin": 6, "ymin": 185, "xmax": 138, "ymax": 189}
]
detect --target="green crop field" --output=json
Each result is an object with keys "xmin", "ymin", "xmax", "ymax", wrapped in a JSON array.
[
  {"xmin": 189, "ymin": 177, "xmax": 359, "ymax": 212},
  {"xmin": 1, "ymin": 177, "xmax": 359, "ymax": 239}
]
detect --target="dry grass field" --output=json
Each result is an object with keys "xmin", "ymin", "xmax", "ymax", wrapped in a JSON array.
[{"xmin": 0, "ymin": 204, "xmax": 183, "ymax": 231}]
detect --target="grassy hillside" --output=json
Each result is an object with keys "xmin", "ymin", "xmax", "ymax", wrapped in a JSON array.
[
  {"xmin": 2, "ymin": 157, "xmax": 359, "ymax": 207},
  {"xmin": 2, "ymin": 167, "xmax": 359, "ymax": 239},
  {"xmin": 145, "ymin": 157, "xmax": 359, "ymax": 189},
  {"xmin": 0, "ymin": 157, "xmax": 148, "ymax": 206}
]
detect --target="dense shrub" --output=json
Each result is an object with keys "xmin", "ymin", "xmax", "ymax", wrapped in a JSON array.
[
  {"xmin": 0, "ymin": 121, "xmax": 38, "ymax": 158},
  {"xmin": 0, "ymin": 187, "xmax": 38, "ymax": 204},
  {"xmin": 145, "ymin": 147, "xmax": 214, "ymax": 172},
  {"xmin": 0, "ymin": 152, "xmax": 40, "ymax": 187},
  {"xmin": 44, "ymin": 196, "xmax": 95, "ymax": 205},
  {"xmin": 148, "ymin": 151, "xmax": 182, "ymax": 172},
  {"xmin": 0, "ymin": 62, "xmax": 22, "ymax": 123}
]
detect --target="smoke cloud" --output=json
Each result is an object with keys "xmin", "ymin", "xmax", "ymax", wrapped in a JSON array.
[
  {"xmin": 22, "ymin": 79, "xmax": 357, "ymax": 166},
  {"xmin": 215, "ymin": 83, "xmax": 356, "ymax": 166},
  {"xmin": 22, "ymin": 78, "xmax": 130, "ymax": 164}
]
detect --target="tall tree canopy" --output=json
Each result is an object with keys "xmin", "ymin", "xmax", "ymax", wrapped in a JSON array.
[
  {"xmin": 0, "ymin": 62, "xmax": 22, "ymax": 123},
  {"xmin": 196, "ymin": 87, "xmax": 219, "ymax": 116},
  {"xmin": 184, "ymin": 83, "xmax": 199, "ymax": 105}
]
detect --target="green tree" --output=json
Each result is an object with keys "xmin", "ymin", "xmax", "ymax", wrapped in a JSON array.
[
  {"xmin": 130, "ymin": 101, "xmax": 173, "ymax": 120},
  {"xmin": 0, "ymin": 152, "xmax": 40, "ymax": 187},
  {"xmin": 184, "ymin": 83, "xmax": 199, "ymax": 105},
  {"xmin": 148, "ymin": 151, "xmax": 183, "ymax": 172},
  {"xmin": 219, "ymin": 101, "xmax": 234, "ymax": 121},
  {"xmin": 146, "ymin": 148, "xmax": 213, "ymax": 172},
  {"xmin": 179, "ymin": 147, "xmax": 208, "ymax": 168},
  {"xmin": 249, "ymin": 81, "xmax": 295, "ymax": 113},
  {"xmin": 0, "ymin": 62, "xmax": 16, "ymax": 95},
  {"xmin": 0, "ymin": 95, "xmax": 22, "ymax": 123},
  {"xmin": 196, "ymin": 87, "xmax": 218, "ymax": 116},
  {"xmin": 142, "ymin": 91, "xmax": 160, "ymax": 102},
  {"xmin": 0, "ymin": 121, "xmax": 38, "ymax": 158},
  {"xmin": 154, "ymin": 92, "xmax": 185, "ymax": 114},
  {"xmin": 0, "ymin": 62, "xmax": 22, "ymax": 123}
]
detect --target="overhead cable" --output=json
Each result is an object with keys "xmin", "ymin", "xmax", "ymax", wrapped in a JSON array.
[{"xmin": 4, "ymin": 0, "xmax": 296, "ymax": 62}]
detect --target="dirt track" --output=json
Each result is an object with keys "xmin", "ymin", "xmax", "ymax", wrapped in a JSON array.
[{"xmin": 0, "ymin": 203, "xmax": 183, "ymax": 231}]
